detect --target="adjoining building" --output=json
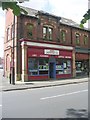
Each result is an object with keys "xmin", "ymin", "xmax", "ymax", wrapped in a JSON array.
[{"xmin": 4, "ymin": 7, "xmax": 90, "ymax": 83}]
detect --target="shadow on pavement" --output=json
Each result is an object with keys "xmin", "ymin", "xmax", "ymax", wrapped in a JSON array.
[{"xmin": 66, "ymin": 108, "xmax": 88, "ymax": 118}]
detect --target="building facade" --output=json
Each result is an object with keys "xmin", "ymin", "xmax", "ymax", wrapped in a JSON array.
[{"xmin": 4, "ymin": 7, "xmax": 90, "ymax": 83}]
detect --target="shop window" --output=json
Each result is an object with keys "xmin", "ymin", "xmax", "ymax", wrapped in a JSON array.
[
  {"xmin": 43, "ymin": 26, "xmax": 53, "ymax": 40},
  {"xmin": 75, "ymin": 33, "xmax": 80, "ymax": 45},
  {"xmin": 84, "ymin": 35, "xmax": 88, "ymax": 45},
  {"xmin": 28, "ymin": 58, "xmax": 38, "ymax": 75},
  {"xmin": 76, "ymin": 61, "xmax": 88, "ymax": 75},
  {"xmin": 60, "ymin": 30, "xmax": 66, "ymax": 42},
  {"xmin": 56, "ymin": 59, "xmax": 71, "ymax": 74},
  {"xmin": 76, "ymin": 61, "xmax": 82, "ymax": 73},
  {"xmin": 39, "ymin": 58, "xmax": 49, "ymax": 75},
  {"xmin": 27, "ymin": 24, "xmax": 33, "ymax": 38}
]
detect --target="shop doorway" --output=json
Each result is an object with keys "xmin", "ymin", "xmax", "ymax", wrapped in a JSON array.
[{"xmin": 49, "ymin": 62, "xmax": 56, "ymax": 79}]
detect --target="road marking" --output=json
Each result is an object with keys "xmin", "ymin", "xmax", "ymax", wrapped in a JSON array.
[{"xmin": 40, "ymin": 89, "xmax": 88, "ymax": 100}]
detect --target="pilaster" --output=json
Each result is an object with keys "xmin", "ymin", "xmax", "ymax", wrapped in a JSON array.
[
  {"xmin": 21, "ymin": 42, "xmax": 28, "ymax": 82},
  {"xmin": 72, "ymin": 49, "xmax": 76, "ymax": 77}
]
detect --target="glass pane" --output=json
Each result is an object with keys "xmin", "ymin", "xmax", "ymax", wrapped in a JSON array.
[
  {"xmin": 61, "ymin": 30, "xmax": 66, "ymax": 41},
  {"xmin": 49, "ymin": 28, "xmax": 53, "ymax": 40},
  {"xmin": 43, "ymin": 27, "xmax": 47, "ymax": 34},
  {"xmin": 39, "ymin": 58, "xmax": 49, "ymax": 75},
  {"xmin": 43, "ymin": 27, "xmax": 47, "ymax": 39},
  {"xmin": 84, "ymin": 35, "xmax": 88, "ymax": 45},
  {"xmin": 76, "ymin": 33, "xmax": 80, "ymax": 44},
  {"xmin": 27, "ymin": 24, "xmax": 33, "ymax": 37},
  {"xmin": 56, "ymin": 59, "xmax": 71, "ymax": 74},
  {"xmin": 28, "ymin": 58, "xmax": 38, "ymax": 75}
]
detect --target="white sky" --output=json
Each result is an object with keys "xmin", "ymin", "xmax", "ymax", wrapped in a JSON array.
[{"xmin": 0, "ymin": 0, "xmax": 88, "ymax": 57}]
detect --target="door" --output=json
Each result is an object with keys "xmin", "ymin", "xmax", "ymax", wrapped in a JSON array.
[{"xmin": 49, "ymin": 62, "xmax": 56, "ymax": 79}]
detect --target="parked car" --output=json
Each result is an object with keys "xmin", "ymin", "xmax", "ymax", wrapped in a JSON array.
[{"xmin": 0, "ymin": 65, "xmax": 3, "ymax": 69}]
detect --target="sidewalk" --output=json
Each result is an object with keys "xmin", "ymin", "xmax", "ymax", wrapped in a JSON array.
[{"xmin": 1, "ymin": 76, "xmax": 88, "ymax": 92}]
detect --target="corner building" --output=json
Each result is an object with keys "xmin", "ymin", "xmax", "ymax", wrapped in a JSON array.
[{"xmin": 4, "ymin": 7, "xmax": 90, "ymax": 82}]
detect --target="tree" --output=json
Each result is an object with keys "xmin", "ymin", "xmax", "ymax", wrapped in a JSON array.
[
  {"xmin": 80, "ymin": 9, "xmax": 90, "ymax": 27},
  {"xmin": 0, "ymin": 0, "xmax": 28, "ymax": 16}
]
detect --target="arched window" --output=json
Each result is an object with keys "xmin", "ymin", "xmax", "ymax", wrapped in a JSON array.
[
  {"xmin": 27, "ymin": 23, "xmax": 33, "ymax": 38},
  {"xmin": 7, "ymin": 27, "xmax": 10, "ymax": 41},
  {"xmin": 84, "ymin": 35, "xmax": 88, "ymax": 45},
  {"xmin": 75, "ymin": 33, "xmax": 80, "ymax": 45},
  {"xmin": 60, "ymin": 30, "xmax": 66, "ymax": 42},
  {"xmin": 6, "ymin": 54, "xmax": 10, "ymax": 72}
]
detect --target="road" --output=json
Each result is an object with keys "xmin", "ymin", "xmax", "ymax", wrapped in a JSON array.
[{"xmin": 2, "ymin": 82, "xmax": 88, "ymax": 118}]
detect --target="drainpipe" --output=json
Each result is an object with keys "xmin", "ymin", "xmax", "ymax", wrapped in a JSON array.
[{"xmin": 11, "ymin": 15, "xmax": 15, "ymax": 85}]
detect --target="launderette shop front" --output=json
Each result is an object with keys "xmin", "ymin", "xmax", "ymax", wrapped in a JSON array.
[{"xmin": 21, "ymin": 41, "xmax": 73, "ymax": 81}]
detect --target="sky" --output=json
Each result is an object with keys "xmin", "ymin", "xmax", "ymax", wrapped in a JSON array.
[{"xmin": 0, "ymin": 0, "xmax": 88, "ymax": 58}]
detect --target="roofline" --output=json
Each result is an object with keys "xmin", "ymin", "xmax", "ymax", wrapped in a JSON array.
[
  {"xmin": 20, "ymin": 6, "xmax": 90, "ymax": 31},
  {"xmin": 60, "ymin": 22, "xmax": 90, "ymax": 32}
]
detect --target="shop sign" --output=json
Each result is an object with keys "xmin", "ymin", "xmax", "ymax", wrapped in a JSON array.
[
  {"xmin": 44, "ymin": 49, "xmax": 59, "ymax": 55},
  {"xmin": 65, "ymin": 56, "xmax": 71, "ymax": 59},
  {"xmin": 40, "ymin": 55, "xmax": 49, "ymax": 57}
]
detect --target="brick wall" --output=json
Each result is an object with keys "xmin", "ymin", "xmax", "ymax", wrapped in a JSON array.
[{"xmin": 17, "ymin": 14, "xmax": 90, "ymax": 50}]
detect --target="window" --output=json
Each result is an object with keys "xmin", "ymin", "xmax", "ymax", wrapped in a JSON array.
[
  {"xmin": 39, "ymin": 58, "xmax": 49, "ymax": 75},
  {"xmin": 76, "ymin": 61, "xmax": 88, "ymax": 75},
  {"xmin": 48, "ymin": 27, "xmax": 53, "ymax": 40},
  {"xmin": 7, "ymin": 27, "xmax": 10, "ymax": 41},
  {"xmin": 43, "ymin": 26, "xmax": 53, "ymax": 40},
  {"xmin": 56, "ymin": 59, "xmax": 71, "ymax": 74},
  {"xmin": 27, "ymin": 24, "xmax": 33, "ymax": 38},
  {"xmin": 11, "ymin": 24, "xmax": 14, "ymax": 39},
  {"xmin": 28, "ymin": 58, "xmax": 49, "ymax": 76},
  {"xmin": 76, "ymin": 33, "xmax": 80, "ymax": 45},
  {"xmin": 43, "ymin": 27, "xmax": 47, "ymax": 39},
  {"xmin": 84, "ymin": 35, "xmax": 88, "ymax": 45},
  {"xmin": 60, "ymin": 30, "xmax": 66, "ymax": 42},
  {"xmin": 28, "ymin": 58, "xmax": 38, "ymax": 75}
]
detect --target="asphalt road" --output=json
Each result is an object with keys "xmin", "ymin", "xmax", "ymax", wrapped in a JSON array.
[{"xmin": 2, "ymin": 82, "xmax": 88, "ymax": 118}]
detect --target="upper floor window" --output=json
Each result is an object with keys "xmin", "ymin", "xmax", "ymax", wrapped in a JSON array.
[
  {"xmin": 60, "ymin": 30, "xmax": 66, "ymax": 42},
  {"xmin": 43, "ymin": 26, "xmax": 53, "ymax": 40},
  {"xmin": 27, "ymin": 24, "xmax": 33, "ymax": 38},
  {"xmin": 48, "ymin": 27, "xmax": 53, "ymax": 40},
  {"xmin": 7, "ymin": 27, "xmax": 10, "ymax": 41},
  {"xmin": 75, "ymin": 33, "xmax": 80, "ymax": 45},
  {"xmin": 43, "ymin": 27, "xmax": 47, "ymax": 39},
  {"xmin": 84, "ymin": 35, "xmax": 88, "ymax": 45},
  {"xmin": 11, "ymin": 24, "xmax": 14, "ymax": 39}
]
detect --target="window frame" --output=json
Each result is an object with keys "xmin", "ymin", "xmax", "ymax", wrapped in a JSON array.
[
  {"xmin": 75, "ymin": 33, "xmax": 80, "ymax": 45},
  {"xmin": 43, "ymin": 25, "xmax": 53, "ymax": 40},
  {"xmin": 7, "ymin": 27, "xmax": 10, "ymax": 41},
  {"xmin": 11, "ymin": 24, "xmax": 14, "ymax": 39},
  {"xmin": 27, "ymin": 23, "xmax": 34, "ymax": 38},
  {"xmin": 83, "ymin": 35, "xmax": 88, "ymax": 45},
  {"xmin": 60, "ymin": 30, "xmax": 66, "ymax": 42}
]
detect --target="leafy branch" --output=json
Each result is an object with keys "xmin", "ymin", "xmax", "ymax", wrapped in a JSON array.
[
  {"xmin": 0, "ymin": 1, "xmax": 28, "ymax": 16},
  {"xmin": 80, "ymin": 9, "xmax": 90, "ymax": 28}
]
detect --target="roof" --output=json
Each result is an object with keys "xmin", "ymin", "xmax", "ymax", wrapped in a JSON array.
[
  {"xmin": 21, "ymin": 6, "xmax": 38, "ymax": 18},
  {"xmin": 20, "ymin": 6, "xmax": 89, "ymax": 31}
]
